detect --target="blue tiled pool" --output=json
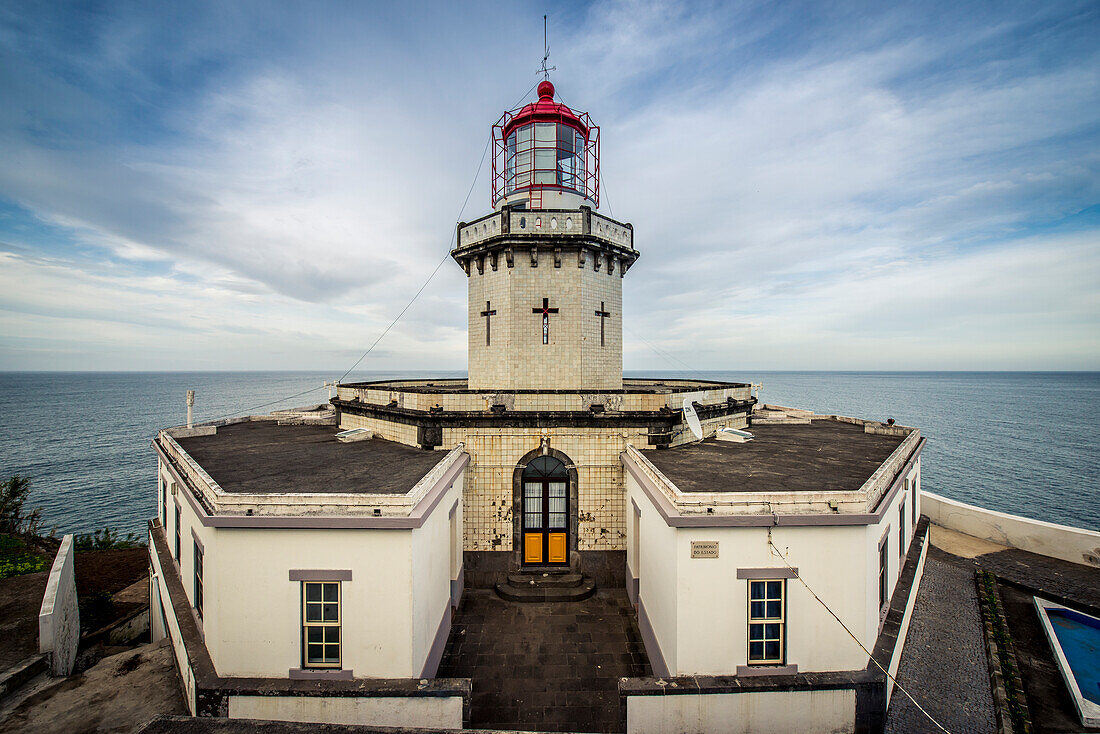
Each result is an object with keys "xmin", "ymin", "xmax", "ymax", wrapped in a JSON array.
[
  {"xmin": 1036, "ymin": 597, "xmax": 1100, "ymax": 727},
  {"xmin": 1048, "ymin": 607, "xmax": 1100, "ymax": 706}
]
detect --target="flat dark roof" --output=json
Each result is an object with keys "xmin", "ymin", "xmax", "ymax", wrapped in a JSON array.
[
  {"xmin": 642, "ymin": 421, "xmax": 906, "ymax": 494},
  {"xmin": 174, "ymin": 421, "xmax": 445, "ymax": 495}
]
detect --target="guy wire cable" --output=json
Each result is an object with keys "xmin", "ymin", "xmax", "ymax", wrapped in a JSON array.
[
  {"xmin": 205, "ymin": 81, "xmax": 542, "ymax": 422},
  {"xmin": 766, "ymin": 535, "xmax": 953, "ymax": 734}
]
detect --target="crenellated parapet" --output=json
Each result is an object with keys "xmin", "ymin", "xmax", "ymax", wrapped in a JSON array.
[{"xmin": 452, "ymin": 206, "xmax": 638, "ymax": 278}]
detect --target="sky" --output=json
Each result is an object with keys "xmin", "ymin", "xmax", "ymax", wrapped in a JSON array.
[{"xmin": 0, "ymin": 0, "xmax": 1098, "ymax": 372}]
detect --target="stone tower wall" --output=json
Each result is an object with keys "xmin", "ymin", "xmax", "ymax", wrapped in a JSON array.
[{"xmin": 466, "ymin": 250, "xmax": 623, "ymax": 390}]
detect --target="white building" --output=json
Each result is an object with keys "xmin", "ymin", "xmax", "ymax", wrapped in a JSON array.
[{"xmin": 149, "ymin": 80, "xmax": 926, "ymax": 734}]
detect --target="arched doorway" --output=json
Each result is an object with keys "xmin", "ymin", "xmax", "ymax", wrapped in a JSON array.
[{"xmin": 513, "ymin": 449, "xmax": 577, "ymax": 568}]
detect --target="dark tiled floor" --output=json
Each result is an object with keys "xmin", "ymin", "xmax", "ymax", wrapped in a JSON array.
[{"xmin": 437, "ymin": 588, "xmax": 650, "ymax": 733}]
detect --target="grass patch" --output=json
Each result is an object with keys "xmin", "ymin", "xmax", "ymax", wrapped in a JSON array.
[{"xmin": 0, "ymin": 533, "xmax": 48, "ymax": 579}]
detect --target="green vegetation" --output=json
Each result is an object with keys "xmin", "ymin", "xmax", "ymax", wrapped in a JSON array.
[
  {"xmin": 977, "ymin": 570, "xmax": 1032, "ymax": 734},
  {"xmin": 75, "ymin": 527, "xmax": 146, "ymax": 551},
  {"xmin": 0, "ymin": 533, "xmax": 48, "ymax": 579},
  {"xmin": 0, "ymin": 475, "xmax": 42, "ymax": 536},
  {"xmin": 0, "ymin": 476, "xmax": 49, "ymax": 578}
]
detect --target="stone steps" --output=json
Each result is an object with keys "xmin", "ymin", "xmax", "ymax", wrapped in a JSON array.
[
  {"xmin": 495, "ymin": 571, "xmax": 597, "ymax": 603},
  {"xmin": 505, "ymin": 571, "xmax": 584, "ymax": 587}
]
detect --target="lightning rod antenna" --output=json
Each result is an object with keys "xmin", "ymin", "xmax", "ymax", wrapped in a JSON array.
[{"xmin": 539, "ymin": 15, "xmax": 556, "ymax": 80}]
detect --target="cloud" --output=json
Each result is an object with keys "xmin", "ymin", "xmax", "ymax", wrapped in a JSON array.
[{"xmin": 0, "ymin": 0, "xmax": 1097, "ymax": 370}]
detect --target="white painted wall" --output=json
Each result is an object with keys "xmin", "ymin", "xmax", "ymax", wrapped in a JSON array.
[
  {"xmin": 213, "ymin": 526, "xmax": 412, "ymax": 677},
  {"xmin": 625, "ymin": 457, "xmax": 923, "ymax": 676},
  {"xmin": 38, "ymin": 534, "xmax": 79, "ymax": 676},
  {"xmin": 922, "ymin": 491, "xmax": 1099, "ymax": 567},
  {"xmin": 678, "ymin": 524, "xmax": 870, "ymax": 674},
  {"xmin": 626, "ymin": 472, "xmax": 679, "ymax": 673},
  {"xmin": 228, "ymin": 694, "xmax": 463, "ymax": 729},
  {"xmin": 148, "ymin": 530, "xmax": 198, "ymax": 715},
  {"xmin": 158, "ymin": 457, "xmax": 462, "ymax": 680},
  {"xmin": 411, "ymin": 478, "xmax": 462, "ymax": 675},
  {"xmin": 862, "ymin": 462, "xmax": 918, "ymax": 649},
  {"xmin": 886, "ymin": 532, "xmax": 927, "ymax": 706},
  {"xmin": 626, "ymin": 688, "xmax": 855, "ymax": 734}
]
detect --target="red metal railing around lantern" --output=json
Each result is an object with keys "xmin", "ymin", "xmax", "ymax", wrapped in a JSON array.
[{"xmin": 490, "ymin": 109, "xmax": 600, "ymax": 209}]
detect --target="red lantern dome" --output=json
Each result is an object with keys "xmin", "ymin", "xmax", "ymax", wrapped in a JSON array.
[{"xmin": 491, "ymin": 81, "xmax": 599, "ymax": 210}]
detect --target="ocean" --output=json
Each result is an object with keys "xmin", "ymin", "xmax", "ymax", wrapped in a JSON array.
[{"xmin": 0, "ymin": 371, "xmax": 1096, "ymax": 536}]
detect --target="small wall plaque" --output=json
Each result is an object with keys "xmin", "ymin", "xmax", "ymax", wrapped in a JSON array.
[{"xmin": 691, "ymin": 541, "xmax": 719, "ymax": 559}]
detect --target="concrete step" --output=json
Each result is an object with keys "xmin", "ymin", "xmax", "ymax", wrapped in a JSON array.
[
  {"xmin": 0, "ymin": 653, "xmax": 48, "ymax": 704},
  {"xmin": 495, "ymin": 577, "xmax": 597, "ymax": 603},
  {"xmin": 506, "ymin": 571, "xmax": 584, "ymax": 588}
]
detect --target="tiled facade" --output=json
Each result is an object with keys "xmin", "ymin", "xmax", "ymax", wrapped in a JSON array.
[
  {"xmin": 452, "ymin": 206, "xmax": 639, "ymax": 391},
  {"xmin": 333, "ymin": 383, "xmax": 752, "ymax": 554},
  {"xmin": 466, "ymin": 250, "xmax": 624, "ymax": 391},
  {"xmin": 451, "ymin": 426, "xmax": 646, "ymax": 552},
  {"xmin": 329, "ymin": 196, "xmax": 755, "ymax": 558}
]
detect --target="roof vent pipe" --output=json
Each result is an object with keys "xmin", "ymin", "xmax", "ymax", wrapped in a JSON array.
[{"xmin": 186, "ymin": 390, "xmax": 195, "ymax": 429}]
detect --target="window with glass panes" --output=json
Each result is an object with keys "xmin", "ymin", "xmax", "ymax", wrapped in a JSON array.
[
  {"xmin": 899, "ymin": 501, "xmax": 907, "ymax": 559},
  {"xmin": 302, "ymin": 582, "xmax": 341, "ymax": 668},
  {"xmin": 193, "ymin": 541, "xmax": 204, "ymax": 620},
  {"xmin": 504, "ymin": 123, "xmax": 586, "ymax": 196},
  {"xmin": 174, "ymin": 504, "xmax": 180, "ymax": 561},
  {"xmin": 879, "ymin": 539, "xmax": 889, "ymax": 610},
  {"xmin": 748, "ymin": 580, "xmax": 785, "ymax": 664},
  {"xmin": 160, "ymin": 479, "xmax": 166, "ymax": 527}
]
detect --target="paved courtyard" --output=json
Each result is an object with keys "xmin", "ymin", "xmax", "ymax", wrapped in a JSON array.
[
  {"xmin": 885, "ymin": 547, "xmax": 997, "ymax": 734},
  {"xmin": 437, "ymin": 588, "xmax": 651, "ymax": 733}
]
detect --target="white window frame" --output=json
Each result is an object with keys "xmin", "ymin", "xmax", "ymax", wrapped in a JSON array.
[
  {"xmin": 747, "ymin": 579, "xmax": 786, "ymax": 665},
  {"xmin": 302, "ymin": 581, "xmax": 342, "ymax": 669}
]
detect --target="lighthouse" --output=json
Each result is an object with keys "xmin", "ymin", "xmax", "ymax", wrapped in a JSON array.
[{"xmin": 452, "ymin": 80, "xmax": 640, "ymax": 390}]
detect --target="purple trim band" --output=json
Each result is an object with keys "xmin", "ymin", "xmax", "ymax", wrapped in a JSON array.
[
  {"xmin": 153, "ymin": 438, "xmax": 469, "ymax": 529},
  {"xmin": 289, "ymin": 569, "xmax": 352, "ymax": 582},
  {"xmin": 737, "ymin": 567, "xmax": 798, "ymax": 579},
  {"xmin": 736, "ymin": 664, "xmax": 798, "ymax": 677},
  {"xmin": 637, "ymin": 598, "xmax": 670, "ymax": 678},
  {"xmin": 288, "ymin": 668, "xmax": 353, "ymax": 680},
  {"xmin": 420, "ymin": 604, "xmax": 452, "ymax": 678},
  {"xmin": 623, "ymin": 437, "xmax": 925, "ymax": 528}
]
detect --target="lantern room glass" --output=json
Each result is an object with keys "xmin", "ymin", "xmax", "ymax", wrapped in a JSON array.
[{"xmin": 504, "ymin": 122, "xmax": 586, "ymax": 197}]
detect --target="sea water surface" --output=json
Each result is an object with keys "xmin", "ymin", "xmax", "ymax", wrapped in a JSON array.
[{"xmin": 0, "ymin": 371, "xmax": 1096, "ymax": 535}]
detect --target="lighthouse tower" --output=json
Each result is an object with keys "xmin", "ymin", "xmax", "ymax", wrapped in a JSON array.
[{"xmin": 452, "ymin": 81, "xmax": 639, "ymax": 390}]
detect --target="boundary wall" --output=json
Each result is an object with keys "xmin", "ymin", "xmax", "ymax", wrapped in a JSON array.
[
  {"xmin": 922, "ymin": 492, "xmax": 1100, "ymax": 568},
  {"xmin": 38, "ymin": 534, "xmax": 79, "ymax": 676}
]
